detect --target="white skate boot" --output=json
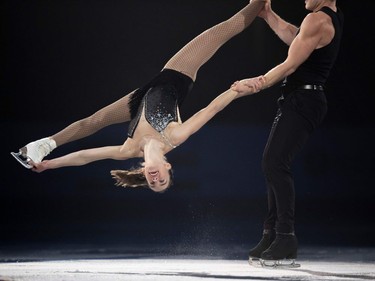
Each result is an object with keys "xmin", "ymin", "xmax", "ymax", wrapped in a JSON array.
[{"xmin": 11, "ymin": 137, "xmax": 56, "ymax": 169}]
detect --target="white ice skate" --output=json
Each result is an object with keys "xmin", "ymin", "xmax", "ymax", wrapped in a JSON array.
[
  {"xmin": 11, "ymin": 151, "xmax": 33, "ymax": 169},
  {"xmin": 260, "ymin": 258, "xmax": 301, "ymax": 269},
  {"xmin": 11, "ymin": 138, "xmax": 56, "ymax": 169}
]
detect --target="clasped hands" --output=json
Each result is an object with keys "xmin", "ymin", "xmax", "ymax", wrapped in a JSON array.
[{"xmin": 231, "ymin": 75, "xmax": 265, "ymax": 97}]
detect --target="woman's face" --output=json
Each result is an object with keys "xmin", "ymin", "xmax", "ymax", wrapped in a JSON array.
[{"xmin": 144, "ymin": 163, "xmax": 172, "ymax": 192}]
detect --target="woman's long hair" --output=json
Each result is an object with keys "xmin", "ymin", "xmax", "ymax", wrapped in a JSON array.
[
  {"xmin": 110, "ymin": 166, "xmax": 174, "ymax": 190},
  {"xmin": 110, "ymin": 167, "xmax": 148, "ymax": 188}
]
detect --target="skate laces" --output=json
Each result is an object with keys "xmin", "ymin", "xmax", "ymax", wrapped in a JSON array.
[
  {"xmin": 24, "ymin": 139, "xmax": 53, "ymax": 163},
  {"xmin": 38, "ymin": 141, "xmax": 52, "ymax": 157}
]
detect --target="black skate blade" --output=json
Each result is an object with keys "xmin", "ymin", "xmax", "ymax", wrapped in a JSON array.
[
  {"xmin": 10, "ymin": 152, "xmax": 33, "ymax": 169},
  {"xmin": 260, "ymin": 259, "xmax": 301, "ymax": 269},
  {"xmin": 248, "ymin": 257, "xmax": 262, "ymax": 267}
]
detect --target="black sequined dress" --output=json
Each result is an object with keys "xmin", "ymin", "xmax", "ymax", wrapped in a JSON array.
[{"xmin": 127, "ymin": 69, "xmax": 194, "ymax": 138}]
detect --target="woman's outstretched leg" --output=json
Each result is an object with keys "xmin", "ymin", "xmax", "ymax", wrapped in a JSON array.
[
  {"xmin": 12, "ymin": 91, "xmax": 135, "ymax": 168},
  {"xmin": 164, "ymin": 0, "xmax": 265, "ymax": 81},
  {"xmin": 51, "ymin": 92, "xmax": 134, "ymax": 146}
]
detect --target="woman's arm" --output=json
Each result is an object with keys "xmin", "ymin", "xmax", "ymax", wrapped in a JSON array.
[
  {"xmin": 31, "ymin": 145, "xmax": 129, "ymax": 173},
  {"xmin": 170, "ymin": 88, "xmax": 252, "ymax": 146}
]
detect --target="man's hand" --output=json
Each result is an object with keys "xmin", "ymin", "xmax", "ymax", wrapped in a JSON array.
[{"xmin": 257, "ymin": 0, "xmax": 271, "ymax": 19}]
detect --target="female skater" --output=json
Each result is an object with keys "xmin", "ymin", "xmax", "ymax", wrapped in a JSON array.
[{"xmin": 11, "ymin": 0, "xmax": 264, "ymax": 192}]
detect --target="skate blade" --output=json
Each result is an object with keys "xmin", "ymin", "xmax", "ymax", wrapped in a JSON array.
[
  {"xmin": 10, "ymin": 152, "xmax": 33, "ymax": 169},
  {"xmin": 260, "ymin": 259, "xmax": 301, "ymax": 269},
  {"xmin": 248, "ymin": 257, "xmax": 262, "ymax": 267}
]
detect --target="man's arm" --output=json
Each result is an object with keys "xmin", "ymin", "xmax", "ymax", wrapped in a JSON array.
[
  {"xmin": 259, "ymin": 0, "xmax": 299, "ymax": 45},
  {"xmin": 261, "ymin": 13, "xmax": 326, "ymax": 88},
  {"xmin": 232, "ymin": 12, "xmax": 326, "ymax": 94}
]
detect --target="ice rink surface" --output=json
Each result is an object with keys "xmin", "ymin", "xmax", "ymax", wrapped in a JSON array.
[{"xmin": 0, "ymin": 244, "xmax": 374, "ymax": 281}]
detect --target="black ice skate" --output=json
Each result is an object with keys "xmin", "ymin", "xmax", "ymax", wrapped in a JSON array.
[
  {"xmin": 260, "ymin": 233, "xmax": 300, "ymax": 268},
  {"xmin": 248, "ymin": 229, "xmax": 275, "ymax": 266}
]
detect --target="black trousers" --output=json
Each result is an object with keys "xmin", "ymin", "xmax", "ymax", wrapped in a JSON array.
[{"xmin": 262, "ymin": 88, "xmax": 327, "ymax": 233}]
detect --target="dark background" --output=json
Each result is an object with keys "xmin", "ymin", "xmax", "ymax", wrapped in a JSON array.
[{"xmin": 1, "ymin": 0, "xmax": 374, "ymax": 254}]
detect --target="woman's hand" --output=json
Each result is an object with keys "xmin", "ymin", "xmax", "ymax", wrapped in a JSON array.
[
  {"xmin": 31, "ymin": 160, "xmax": 49, "ymax": 173},
  {"xmin": 230, "ymin": 75, "xmax": 265, "ymax": 98}
]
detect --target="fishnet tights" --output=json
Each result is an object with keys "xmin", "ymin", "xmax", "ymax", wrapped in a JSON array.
[
  {"xmin": 51, "ymin": 1, "xmax": 264, "ymax": 147},
  {"xmin": 52, "ymin": 91, "xmax": 135, "ymax": 146},
  {"xmin": 164, "ymin": 1, "xmax": 264, "ymax": 80}
]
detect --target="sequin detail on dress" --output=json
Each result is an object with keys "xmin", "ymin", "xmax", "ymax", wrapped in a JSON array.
[{"xmin": 144, "ymin": 84, "xmax": 178, "ymax": 133}]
